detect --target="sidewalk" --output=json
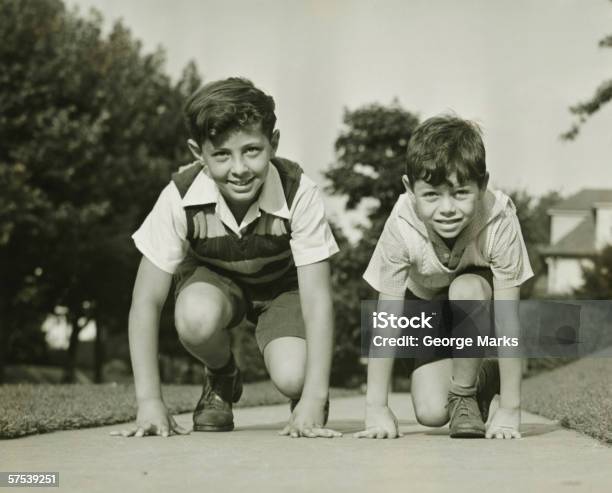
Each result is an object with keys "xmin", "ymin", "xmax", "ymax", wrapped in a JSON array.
[{"xmin": 3, "ymin": 394, "xmax": 611, "ymax": 493}]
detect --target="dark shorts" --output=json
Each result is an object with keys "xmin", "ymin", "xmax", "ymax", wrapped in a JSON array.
[
  {"xmin": 174, "ymin": 263, "xmax": 305, "ymax": 352},
  {"xmin": 402, "ymin": 267, "xmax": 494, "ymax": 376}
]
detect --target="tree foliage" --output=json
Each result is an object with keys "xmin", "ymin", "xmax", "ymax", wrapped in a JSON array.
[
  {"xmin": 505, "ymin": 189, "xmax": 563, "ymax": 297},
  {"xmin": 325, "ymin": 103, "xmax": 420, "ymax": 382},
  {"xmin": 575, "ymin": 245, "xmax": 612, "ymax": 299},
  {"xmin": 562, "ymin": 0, "xmax": 612, "ymax": 139},
  {"xmin": 0, "ymin": 0, "xmax": 200, "ymax": 381}
]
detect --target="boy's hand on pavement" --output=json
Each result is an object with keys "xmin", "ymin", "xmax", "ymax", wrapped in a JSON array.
[
  {"xmin": 279, "ymin": 398, "xmax": 342, "ymax": 438},
  {"xmin": 353, "ymin": 404, "xmax": 403, "ymax": 439},
  {"xmin": 110, "ymin": 398, "xmax": 190, "ymax": 438},
  {"xmin": 485, "ymin": 407, "xmax": 521, "ymax": 439}
]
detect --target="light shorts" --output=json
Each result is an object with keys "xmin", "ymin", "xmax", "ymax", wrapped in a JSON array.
[{"xmin": 174, "ymin": 263, "xmax": 305, "ymax": 352}]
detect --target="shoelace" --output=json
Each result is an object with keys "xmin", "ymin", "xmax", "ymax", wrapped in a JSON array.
[
  {"xmin": 448, "ymin": 395, "xmax": 473, "ymax": 420},
  {"xmin": 204, "ymin": 389, "xmax": 226, "ymax": 410},
  {"xmin": 204, "ymin": 375, "xmax": 237, "ymax": 409},
  {"xmin": 203, "ymin": 384, "xmax": 228, "ymax": 410}
]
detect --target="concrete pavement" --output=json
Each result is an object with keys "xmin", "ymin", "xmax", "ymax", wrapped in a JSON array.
[{"xmin": 2, "ymin": 394, "xmax": 611, "ymax": 493}]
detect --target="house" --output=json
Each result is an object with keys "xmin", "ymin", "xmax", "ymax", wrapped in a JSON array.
[{"xmin": 539, "ymin": 189, "xmax": 612, "ymax": 294}]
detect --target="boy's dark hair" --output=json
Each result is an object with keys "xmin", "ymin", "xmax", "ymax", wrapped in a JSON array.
[
  {"xmin": 405, "ymin": 115, "xmax": 487, "ymax": 189},
  {"xmin": 184, "ymin": 77, "xmax": 277, "ymax": 146}
]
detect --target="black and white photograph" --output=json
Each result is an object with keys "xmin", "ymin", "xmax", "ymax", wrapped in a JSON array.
[{"xmin": 1, "ymin": 0, "xmax": 612, "ymax": 492}]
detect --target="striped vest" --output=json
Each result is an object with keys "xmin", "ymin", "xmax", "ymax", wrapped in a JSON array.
[{"xmin": 171, "ymin": 157, "xmax": 303, "ymax": 291}]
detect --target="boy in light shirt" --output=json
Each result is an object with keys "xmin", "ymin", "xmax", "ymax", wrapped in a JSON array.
[{"xmin": 357, "ymin": 115, "xmax": 533, "ymax": 439}]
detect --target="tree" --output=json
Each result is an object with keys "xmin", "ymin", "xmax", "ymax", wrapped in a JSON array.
[
  {"xmin": 324, "ymin": 103, "xmax": 420, "ymax": 383},
  {"xmin": 562, "ymin": 0, "xmax": 612, "ymax": 140},
  {"xmin": 505, "ymin": 190, "xmax": 563, "ymax": 297},
  {"xmin": 574, "ymin": 245, "xmax": 612, "ymax": 299},
  {"xmin": 0, "ymin": 0, "xmax": 199, "ymax": 381}
]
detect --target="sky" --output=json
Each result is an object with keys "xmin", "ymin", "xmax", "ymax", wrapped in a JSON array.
[
  {"xmin": 67, "ymin": 0, "xmax": 612, "ymax": 227},
  {"xmin": 43, "ymin": 0, "xmax": 611, "ymax": 347}
]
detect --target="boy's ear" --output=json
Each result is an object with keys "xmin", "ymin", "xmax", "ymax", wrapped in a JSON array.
[
  {"xmin": 480, "ymin": 172, "xmax": 490, "ymax": 191},
  {"xmin": 270, "ymin": 129, "xmax": 280, "ymax": 155},
  {"xmin": 402, "ymin": 175, "xmax": 416, "ymax": 202},
  {"xmin": 402, "ymin": 175, "xmax": 413, "ymax": 194},
  {"xmin": 187, "ymin": 139, "xmax": 203, "ymax": 161}
]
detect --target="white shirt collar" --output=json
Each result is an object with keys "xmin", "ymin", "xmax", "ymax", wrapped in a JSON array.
[
  {"xmin": 181, "ymin": 165, "xmax": 219, "ymax": 207},
  {"xmin": 257, "ymin": 162, "xmax": 291, "ymax": 219}
]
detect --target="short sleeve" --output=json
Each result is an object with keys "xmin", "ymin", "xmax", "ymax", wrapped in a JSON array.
[
  {"xmin": 363, "ymin": 214, "xmax": 411, "ymax": 297},
  {"xmin": 288, "ymin": 177, "xmax": 339, "ymax": 266},
  {"xmin": 489, "ymin": 211, "xmax": 534, "ymax": 289},
  {"xmin": 132, "ymin": 182, "xmax": 189, "ymax": 274}
]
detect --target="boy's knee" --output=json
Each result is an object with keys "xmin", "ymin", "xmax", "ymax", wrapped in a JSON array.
[
  {"xmin": 264, "ymin": 337, "xmax": 306, "ymax": 399},
  {"xmin": 270, "ymin": 364, "xmax": 304, "ymax": 399},
  {"xmin": 413, "ymin": 400, "xmax": 449, "ymax": 427},
  {"xmin": 175, "ymin": 296, "xmax": 230, "ymax": 346},
  {"xmin": 448, "ymin": 274, "xmax": 491, "ymax": 300}
]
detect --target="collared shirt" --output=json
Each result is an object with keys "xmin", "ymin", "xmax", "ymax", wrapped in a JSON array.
[
  {"xmin": 133, "ymin": 162, "xmax": 339, "ymax": 274},
  {"xmin": 363, "ymin": 189, "xmax": 534, "ymax": 299}
]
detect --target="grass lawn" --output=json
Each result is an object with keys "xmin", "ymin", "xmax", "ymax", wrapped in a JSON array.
[
  {"xmin": 3, "ymin": 355, "xmax": 611, "ymax": 443},
  {"xmin": 522, "ymin": 352, "xmax": 612, "ymax": 444},
  {"xmin": 0, "ymin": 381, "xmax": 356, "ymax": 439}
]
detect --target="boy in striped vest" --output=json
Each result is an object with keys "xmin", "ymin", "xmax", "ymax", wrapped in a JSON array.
[{"xmin": 123, "ymin": 78, "xmax": 340, "ymax": 438}]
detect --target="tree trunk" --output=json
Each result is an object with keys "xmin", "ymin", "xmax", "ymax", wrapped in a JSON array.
[
  {"xmin": 94, "ymin": 319, "xmax": 104, "ymax": 383},
  {"xmin": 62, "ymin": 313, "xmax": 82, "ymax": 383},
  {"xmin": 0, "ymin": 323, "xmax": 6, "ymax": 384},
  {"xmin": 0, "ymin": 298, "xmax": 10, "ymax": 384}
]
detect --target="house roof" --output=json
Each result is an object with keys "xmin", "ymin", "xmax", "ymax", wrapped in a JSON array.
[
  {"xmin": 550, "ymin": 189, "xmax": 612, "ymax": 212},
  {"xmin": 539, "ymin": 215, "xmax": 597, "ymax": 257}
]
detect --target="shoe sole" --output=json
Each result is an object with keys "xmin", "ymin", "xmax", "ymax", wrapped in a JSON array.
[
  {"xmin": 449, "ymin": 429, "xmax": 485, "ymax": 439},
  {"xmin": 193, "ymin": 423, "xmax": 235, "ymax": 432}
]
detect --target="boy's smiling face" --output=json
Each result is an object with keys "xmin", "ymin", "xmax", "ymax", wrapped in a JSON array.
[
  {"xmin": 189, "ymin": 124, "xmax": 279, "ymax": 214},
  {"xmin": 403, "ymin": 172, "xmax": 488, "ymax": 242}
]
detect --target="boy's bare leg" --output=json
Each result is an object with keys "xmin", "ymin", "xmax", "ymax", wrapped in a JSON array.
[
  {"xmin": 446, "ymin": 274, "xmax": 493, "ymax": 437},
  {"xmin": 448, "ymin": 273, "xmax": 492, "ymax": 388},
  {"xmin": 174, "ymin": 283, "xmax": 234, "ymax": 367},
  {"xmin": 408, "ymin": 357, "xmax": 499, "ymax": 429},
  {"xmin": 411, "ymin": 359, "xmax": 483, "ymax": 422},
  {"xmin": 263, "ymin": 336, "xmax": 306, "ymax": 400},
  {"xmin": 175, "ymin": 282, "xmax": 241, "ymax": 431},
  {"xmin": 451, "ymin": 359, "xmax": 482, "ymax": 392},
  {"xmin": 410, "ymin": 358, "xmax": 453, "ymax": 426}
]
